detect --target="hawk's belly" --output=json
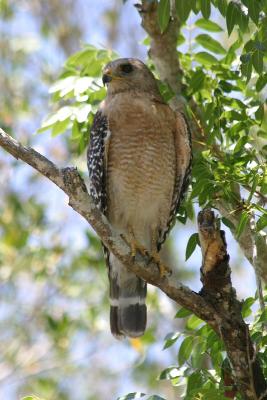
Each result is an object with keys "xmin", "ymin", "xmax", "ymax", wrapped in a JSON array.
[{"xmin": 106, "ymin": 105, "xmax": 176, "ymax": 249}]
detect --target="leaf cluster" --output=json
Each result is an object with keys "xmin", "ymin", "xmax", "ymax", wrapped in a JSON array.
[
  {"xmin": 158, "ymin": 293, "xmax": 267, "ymax": 399},
  {"xmin": 38, "ymin": 46, "xmax": 117, "ymax": 153}
]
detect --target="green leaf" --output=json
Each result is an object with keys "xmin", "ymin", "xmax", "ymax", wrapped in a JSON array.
[
  {"xmin": 241, "ymin": 297, "xmax": 255, "ymax": 318},
  {"xmin": 200, "ymin": 0, "xmax": 211, "ymax": 19},
  {"xmin": 37, "ymin": 113, "xmax": 60, "ymax": 133},
  {"xmin": 175, "ymin": 307, "xmax": 192, "ymax": 318},
  {"xmin": 158, "ymin": 366, "xmax": 180, "ymax": 381},
  {"xmin": 72, "ymin": 119, "xmax": 81, "ymax": 139},
  {"xmin": 163, "ymin": 332, "xmax": 180, "ymax": 349},
  {"xmin": 117, "ymin": 393, "xmax": 146, "ymax": 400},
  {"xmin": 176, "ymin": 0, "xmax": 193, "ymax": 22},
  {"xmin": 189, "ymin": 70, "xmax": 206, "ymax": 91},
  {"xmin": 233, "ymin": 135, "xmax": 248, "ymax": 153},
  {"xmin": 240, "ymin": 54, "xmax": 252, "ymax": 81},
  {"xmin": 256, "ymin": 73, "xmax": 267, "ymax": 92},
  {"xmin": 252, "ymin": 50, "xmax": 264, "ymax": 73},
  {"xmin": 206, "ymin": 329, "xmax": 221, "ymax": 349},
  {"xmin": 256, "ymin": 214, "xmax": 267, "ymax": 231},
  {"xmin": 216, "ymin": 0, "xmax": 227, "ymax": 16},
  {"xmin": 51, "ymin": 118, "xmax": 70, "ymax": 137},
  {"xmin": 221, "ymin": 217, "xmax": 235, "ymax": 231},
  {"xmin": 185, "ymin": 233, "xmax": 199, "ymax": 260},
  {"xmin": 247, "ymin": 0, "xmax": 260, "ymax": 24},
  {"xmin": 195, "ymin": 18, "xmax": 223, "ymax": 32},
  {"xmin": 255, "ymin": 104, "xmax": 264, "ymax": 123},
  {"xmin": 178, "ymin": 336, "xmax": 194, "ymax": 365},
  {"xmin": 191, "ymin": 0, "xmax": 201, "ymax": 14},
  {"xmin": 259, "ymin": 309, "xmax": 267, "ymax": 323},
  {"xmin": 21, "ymin": 397, "xmax": 44, "ymax": 400},
  {"xmin": 195, "ymin": 51, "xmax": 218, "ymax": 65},
  {"xmin": 236, "ymin": 212, "xmax": 249, "ymax": 238},
  {"xmin": 191, "ymin": 341, "xmax": 206, "ymax": 369},
  {"xmin": 158, "ymin": 0, "xmax": 170, "ymax": 33},
  {"xmin": 237, "ymin": 7, "xmax": 249, "ymax": 32},
  {"xmin": 177, "ymin": 33, "xmax": 186, "ymax": 45},
  {"xmin": 195, "ymin": 34, "xmax": 226, "ymax": 54},
  {"xmin": 186, "ymin": 372, "xmax": 204, "ymax": 395},
  {"xmin": 186, "ymin": 315, "xmax": 203, "ymax": 330},
  {"xmin": 74, "ymin": 104, "xmax": 92, "ymax": 123},
  {"xmin": 226, "ymin": 1, "xmax": 238, "ymax": 35},
  {"xmin": 257, "ymin": 130, "xmax": 267, "ymax": 139}
]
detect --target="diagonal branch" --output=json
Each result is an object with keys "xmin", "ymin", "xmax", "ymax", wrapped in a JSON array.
[
  {"xmin": 1, "ymin": 129, "xmax": 266, "ymax": 398},
  {"xmin": 136, "ymin": 0, "xmax": 267, "ymax": 284},
  {"xmin": 0, "ymin": 127, "xmax": 214, "ymax": 324}
]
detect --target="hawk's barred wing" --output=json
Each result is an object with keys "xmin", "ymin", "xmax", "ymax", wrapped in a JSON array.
[
  {"xmin": 158, "ymin": 112, "xmax": 192, "ymax": 250},
  {"xmin": 87, "ymin": 110, "xmax": 110, "ymax": 214}
]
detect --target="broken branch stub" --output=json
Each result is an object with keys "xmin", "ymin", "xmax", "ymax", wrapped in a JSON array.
[{"xmin": 198, "ymin": 209, "xmax": 267, "ymax": 400}]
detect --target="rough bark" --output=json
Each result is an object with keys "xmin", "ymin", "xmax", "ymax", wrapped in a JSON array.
[
  {"xmin": 198, "ymin": 209, "xmax": 267, "ymax": 400},
  {"xmin": 0, "ymin": 127, "xmax": 266, "ymax": 398},
  {"xmin": 136, "ymin": 0, "xmax": 267, "ymax": 284}
]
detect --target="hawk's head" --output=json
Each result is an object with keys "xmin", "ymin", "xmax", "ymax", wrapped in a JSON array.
[{"xmin": 102, "ymin": 58, "xmax": 160, "ymax": 97}]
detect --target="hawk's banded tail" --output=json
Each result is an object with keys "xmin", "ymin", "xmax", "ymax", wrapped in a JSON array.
[{"xmin": 109, "ymin": 255, "xmax": 147, "ymax": 338}]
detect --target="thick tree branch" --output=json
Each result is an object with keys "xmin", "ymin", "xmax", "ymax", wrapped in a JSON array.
[
  {"xmin": 1, "ymin": 128, "xmax": 266, "ymax": 398},
  {"xmin": 0, "ymin": 127, "xmax": 214, "ymax": 324},
  {"xmin": 198, "ymin": 209, "xmax": 267, "ymax": 400},
  {"xmin": 136, "ymin": 0, "xmax": 267, "ymax": 284}
]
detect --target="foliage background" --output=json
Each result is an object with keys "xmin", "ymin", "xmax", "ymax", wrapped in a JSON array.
[{"xmin": 0, "ymin": 0, "xmax": 265, "ymax": 399}]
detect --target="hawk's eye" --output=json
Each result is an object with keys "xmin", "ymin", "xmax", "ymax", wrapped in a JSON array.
[{"xmin": 120, "ymin": 63, "xmax": 133, "ymax": 74}]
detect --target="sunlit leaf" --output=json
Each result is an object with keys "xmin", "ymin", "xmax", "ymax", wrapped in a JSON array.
[
  {"xmin": 195, "ymin": 34, "xmax": 226, "ymax": 54},
  {"xmin": 186, "ymin": 315, "xmax": 203, "ymax": 330},
  {"xmin": 236, "ymin": 212, "xmax": 249, "ymax": 238},
  {"xmin": 51, "ymin": 118, "xmax": 70, "ymax": 136},
  {"xmin": 175, "ymin": 307, "xmax": 193, "ymax": 318},
  {"xmin": 195, "ymin": 18, "xmax": 223, "ymax": 32},
  {"xmin": 178, "ymin": 336, "xmax": 194, "ymax": 365},
  {"xmin": 194, "ymin": 51, "xmax": 218, "ymax": 65}
]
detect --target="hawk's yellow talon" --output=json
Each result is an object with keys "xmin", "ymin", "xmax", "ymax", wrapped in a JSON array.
[
  {"xmin": 121, "ymin": 234, "xmax": 148, "ymax": 259},
  {"xmin": 149, "ymin": 251, "xmax": 172, "ymax": 278}
]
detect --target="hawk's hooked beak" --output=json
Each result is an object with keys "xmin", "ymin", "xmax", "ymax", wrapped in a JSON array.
[{"xmin": 102, "ymin": 73, "xmax": 113, "ymax": 86}]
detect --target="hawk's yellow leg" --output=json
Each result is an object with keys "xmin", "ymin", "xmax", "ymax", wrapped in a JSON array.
[
  {"xmin": 121, "ymin": 228, "xmax": 148, "ymax": 259},
  {"xmin": 150, "ymin": 232, "xmax": 172, "ymax": 278},
  {"xmin": 121, "ymin": 229, "xmax": 171, "ymax": 278}
]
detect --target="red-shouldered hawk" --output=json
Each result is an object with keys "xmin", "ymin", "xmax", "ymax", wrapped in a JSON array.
[{"xmin": 87, "ymin": 58, "xmax": 191, "ymax": 339}]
